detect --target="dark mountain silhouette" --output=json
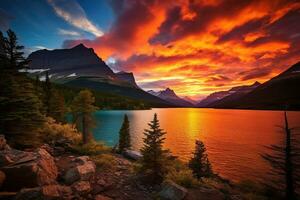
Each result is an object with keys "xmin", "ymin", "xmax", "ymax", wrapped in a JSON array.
[
  {"xmin": 213, "ymin": 61, "xmax": 300, "ymax": 110},
  {"xmin": 182, "ymin": 96, "xmax": 197, "ymax": 105},
  {"xmin": 28, "ymin": 44, "xmax": 115, "ymax": 78},
  {"xmin": 65, "ymin": 77, "xmax": 172, "ymax": 107},
  {"xmin": 197, "ymin": 91, "xmax": 229, "ymax": 107},
  {"xmin": 197, "ymin": 82, "xmax": 260, "ymax": 107},
  {"xmin": 115, "ymin": 71, "xmax": 139, "ymax": 88},
  {"xmin": 209, "ymin": 82, "xmax": 261, "ymax": 107},
  {"xmin": 28, "ymin": 44, "xmax": 171, "ymax": 107},
  {"xmin": 148, "ymin": 88, "xmax": 194, "ymax": 107}
]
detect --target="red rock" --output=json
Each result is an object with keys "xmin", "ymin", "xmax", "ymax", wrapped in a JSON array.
[
  {"xmin": 64, "ymin": 156, "xmax": 95, "ymax": 184},
  {"xmin": 1, "ymin": 148, "xmax": 58, "ymax": 191},
  {"xmin": 72, "ymin": 181, "xmax": 91, "ymax": 194}
]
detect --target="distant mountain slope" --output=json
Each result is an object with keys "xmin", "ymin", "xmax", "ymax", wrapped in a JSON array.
[
  {"xmin": 182, "ymin": 96, "xmax": 197, "ymax": 105},
  {"xmin": 64, "ymin": 77, "xmax": 172, "ymax": 107},
  {"xmin": 148, "ymin": 88, "xmax": 194, "ymax": 107},
  {"xmin": 209, "ymin": 82, "xmax": 261, "ymax": 107},
  {"xmin": 197, "ymin": 82, "xmax": 260, "ymax": 107},
  {"xmin": 217, "ymin": 62, "xmax": 300, "ymax": 110},
  {"xmin": 214, "ymin": 61, "xmax": 300, "ymax": 110},
  {"xmin": 28, "ymin": 44, "xmax": 115, "ymax": 78},
  {"xmin": 197, "ymin": 91, "xmax": 229, "ymax": 107}
]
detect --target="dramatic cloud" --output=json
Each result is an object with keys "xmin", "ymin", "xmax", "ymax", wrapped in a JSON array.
[
  {"xmin": 62, "ymin": 0, "xmax": 300, "ymax": 99},
  {"xmin": 48, "ymin": 0, "xmax": 103, "ymax": 37},
  {"xmin": 57, "ymin": 28, "xmax": 81, "ymax": 37}
]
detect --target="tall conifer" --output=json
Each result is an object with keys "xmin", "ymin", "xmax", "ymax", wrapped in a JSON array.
[
  {"xmin": 188, "ymin": 140, "xmax": 213, "ymax": 179},
  {"xmin": 118, "ymin": 114, "xmax": 131, "ymax": 153},
  {"xmin": 140, "ymin": 113, "xmax": 167, "ymax": 184}
]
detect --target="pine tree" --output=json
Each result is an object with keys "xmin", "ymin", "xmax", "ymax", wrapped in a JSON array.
[
  {"xmin": 262, "ymin": 112, "xmax": 300, "ymax": 199},
  {"xmin": 188, "ymin": 140, "xmax": 213, "ymax": 179},
  {"xmin": 140, "ymin": 113, "xmax": 167, "ymax": 184},
  {"xmin": 0, "ymin": 30, "xmax": 44, "ymax": 147},
  {"xmin": 118, "ymin": 114, "xmax": 131, "ymax": 153},
  {"xmin": 71, "ymin": 90, "xmax": 98, "ymax": 144},
  {"xmin": 44, "ymin": 71, "xmax": 51, "ymax": 115}
]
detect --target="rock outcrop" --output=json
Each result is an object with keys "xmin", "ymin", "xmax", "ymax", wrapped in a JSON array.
[
  {"xmin": 0, "ymin": 136, "xmax": 58, "ymax": 191},
  {"xmin": 63, "ymin": 156, "xmax": 96, "ymax": 185},
  {"xmin": 158, "ymin": 180, "xmax": 187, "ymax": 200},
  {"xmin": 123, "ymin": 150, "xmax": 142, "ymax": 161}
]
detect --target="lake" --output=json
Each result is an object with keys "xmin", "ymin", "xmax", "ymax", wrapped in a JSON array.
[{"xmin": 92, "ymin": 108, "xmax": 300, "ymax": 182}]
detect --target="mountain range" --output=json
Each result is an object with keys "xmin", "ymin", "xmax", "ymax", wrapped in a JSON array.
[
  {"xmin": 28, "ymin": 44, "xmax": 171, "ymax": 107},
  {"xmin": 197, "ymin": 81, "xmax": 261, "ymax": 107},
  {"xmin": 198, "ymin": 61, "xmax": 300, "ymax": 110},
  {"xmin": 28, "ymin": 44, "xmax": 300, "ymax": 110},
  {"xmin": 211, "ymin": 61, "xmax": 300, "ymax": 110},
  {"xmin": 148, "ymin": 88, "xmax": 194, "ymax": 107}
]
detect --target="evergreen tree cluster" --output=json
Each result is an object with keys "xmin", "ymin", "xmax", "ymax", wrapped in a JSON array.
[
  {"xmin": 0, "ymin": 29, "xmax": 98, "ymax": 147},
  {"xmin": 0, "ymin": 30, "xmax": 44, "ymax": 147}
]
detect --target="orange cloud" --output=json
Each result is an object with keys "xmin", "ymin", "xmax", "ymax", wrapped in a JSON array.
[{"xmin": 63, "ymin": 0, "xmax": 300, "ymax": 99}]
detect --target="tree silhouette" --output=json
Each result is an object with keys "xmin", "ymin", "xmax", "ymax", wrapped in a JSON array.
[
  {"xmin": 188, "ymin": 140, "xmax": 213, "ymax": 179},
  {"xmin": 0, "ymin": 30, "xmax": 44, "ymax": 147},
  {"xmin": 140, "ymin": 113, "xmax": 168, "ymax": 184},
  {"xmin": 71, "ymin": 90, "xmax": 98, "ymax": 144},
  {"xmin": 262, "ymin": 112, "xmax": 299, "ymax": 199},
  {"xmin": 118, "ymin": 114, "xmax": 131, "ymax": 153},
  {"xmin": 44, "ymin": 71, "xmax": 52, "ymax": 115}
]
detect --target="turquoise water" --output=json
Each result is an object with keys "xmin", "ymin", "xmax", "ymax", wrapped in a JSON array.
[{"xmin": 90, "ymin": 108, "xmax": 300, "ymax": 182}]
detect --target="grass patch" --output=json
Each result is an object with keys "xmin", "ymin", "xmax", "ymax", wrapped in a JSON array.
[
  {"xmin": 71, "ymin": 140, "xmax": 111, "ymax": 155},
  {"xmin": 91, "ymin": 153, "xmax": 118, "ymax": 169}
]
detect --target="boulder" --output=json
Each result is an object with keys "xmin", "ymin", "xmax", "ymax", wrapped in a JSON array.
[
  {"xmin": 71, "ymin": 181, "xmax": 91, "ymax": 195},
  {"xmin": 35, "ymin": 148, "xmax": 58, "ymax": 184},
  {"xmin": 1, "ymin": 148, "xmax": 58, "ymax": 191},
  {"xmin": 64, "ymin": 156, "xmax": 95, "ymax": 185},
  {"xmin": 158, "ymin": 181, "xmax": 187, "ymax": 200},
  {"xmin": 64, "ymin": 167, "xmax": 80, "ymax": 185},
  {"xmin": 73, "ymin": 156, "xmax": 91, "ymax": 165},
  {"xmin": 123, "ymin": 150, "xmax": 142, "ymax": 161}
]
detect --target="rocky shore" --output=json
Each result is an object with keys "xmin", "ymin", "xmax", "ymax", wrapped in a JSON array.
[{"xmin": 0, "ymin": 134, "xmax": 255, "ymax": 200}]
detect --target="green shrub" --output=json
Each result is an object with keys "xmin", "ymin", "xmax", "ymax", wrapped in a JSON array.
[
  {"xmin": 40, "ymin": 117, "xmax": 81, "ymax": 145},
  {"xmin": 91, "ymin": 153, "xmax": 117, "ymax": 169},
  {"xmin": 163, "ymin": 159, "xmax": 199, "ymax": 188},
  {"xmin": 72, "ymin": 140, "xmax": 110, "ymax": 155},
  {"xmin": 166, "ymin": 167, "xmax": 199, "ymax": 188}
]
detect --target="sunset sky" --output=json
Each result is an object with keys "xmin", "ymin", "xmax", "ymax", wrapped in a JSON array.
[{"xmin": 1, "ymin": 0, "xmax": 300, "ymax": 99}]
